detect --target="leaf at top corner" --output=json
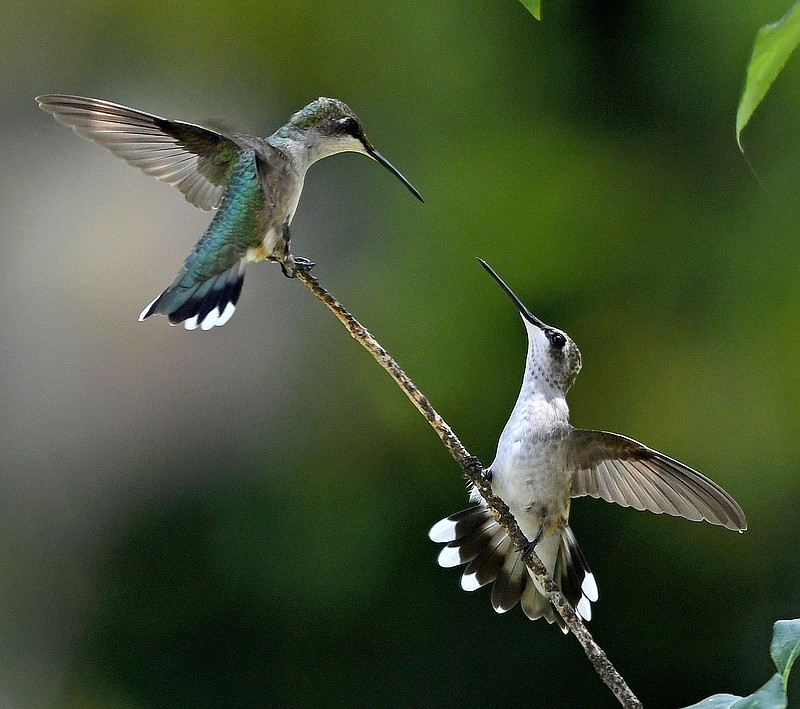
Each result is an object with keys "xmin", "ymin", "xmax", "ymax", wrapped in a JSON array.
[
  {"xmin": 518, "ymin": 0, "xmax": 541, "ymax": 21},
  {"xmin": 736, "ymin": 2, "xmax": 800, "ymax": 151},
  {"xmin": 770, "ymin": 618, "xmax": 800, "ymax": 682}
]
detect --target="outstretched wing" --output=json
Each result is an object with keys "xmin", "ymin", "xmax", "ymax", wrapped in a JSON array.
[
  {"xmin": 36, "ymin": 94, "xmax": 242, "ymax": 210},
  {"xmin": 568, "ymin": 429, "xmax": 747, "ymax": 531}
]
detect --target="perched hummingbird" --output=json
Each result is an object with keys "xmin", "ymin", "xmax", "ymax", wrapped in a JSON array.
[
  {"xmin": 429, "ymin": 259, "xmax": 747, "ymax": 631},
  {"xmin": 36, "ymin": 94, "xmax": 423, "ymax": 330}
]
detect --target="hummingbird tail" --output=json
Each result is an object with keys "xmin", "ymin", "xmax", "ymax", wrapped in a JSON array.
[
  {"xmin": 429, "ymin": 506, "xmax": 597, "ymax": 630},
  {"xmin": 138, "ymin": 261, "xmax": 246, "ymax": 331}
]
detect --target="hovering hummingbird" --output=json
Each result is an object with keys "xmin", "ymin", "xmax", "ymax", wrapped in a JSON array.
[
  {"xmin": 429, "ymin": 259, "xmax": 746, "ymax": 631},
  {"xmin": 36, "ymin": 94, "xmax": 423, "ymax": 330}
]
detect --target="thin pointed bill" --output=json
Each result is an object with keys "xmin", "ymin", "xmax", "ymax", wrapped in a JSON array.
[
  {"xmin": 364, "ymin": 143, "xmax": 424, "ymax": 202},
  {"xmin": 477, "ymin": 258, "xmax": 547, "ymax": 329}
]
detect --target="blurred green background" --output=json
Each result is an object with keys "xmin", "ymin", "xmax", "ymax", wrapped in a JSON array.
[{"xmin": 2, "ymin": 0, "xmax": 799, "ymax": 707}]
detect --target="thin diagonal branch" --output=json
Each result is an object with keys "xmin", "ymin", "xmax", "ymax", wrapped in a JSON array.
[{"xmin": 296, "ymin": 269, "xmax": 642, "ymax": 709}]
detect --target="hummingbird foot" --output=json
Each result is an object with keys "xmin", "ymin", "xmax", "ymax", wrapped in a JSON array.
[
  {"xmin": 278, "ymin": 256, "xmax": 316, "ymax": 279},
  {"xmin": 293, "ymin": 256, "xmax": 315, "ymax": 271},
  {"xmin": 519, "ymin": 523, "xmax": 545, "ymax": 560}
]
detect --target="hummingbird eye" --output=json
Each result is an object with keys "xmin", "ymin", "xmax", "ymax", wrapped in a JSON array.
[
  {"xmin": 548, "ymin": 331, "xmax": 566, "ymax": 349},
  {"xmin": 338, "ymin": 117, "xmax": 361, "ymax": 137}
]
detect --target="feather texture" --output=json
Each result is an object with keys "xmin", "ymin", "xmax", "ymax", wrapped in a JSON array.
[
  {"xmin": 36, "ymin": 94, "xmax": 241, "ymax": 210},
  {"xmin": 569, "ymin": 429, "xmax": 747, "ymax": 531},
  {"xmin": 429, "ymin": 505, "xmax": 595, "ymax": 630}
]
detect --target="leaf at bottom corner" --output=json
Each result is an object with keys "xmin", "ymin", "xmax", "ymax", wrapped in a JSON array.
[
  {"xmin": 770, "ymin": 618, "xmax": 800, "ymax": 682},
  {"xmin": 683, "ymin": 693, "xmax": 742, "ymax": 709},
  {"xmin": 683, "ymin": 674, "xmax": 786, "ymax": 709},
  {"xmin": 730, "ymin": 674, "xmax": 786, "ymax": 709}
]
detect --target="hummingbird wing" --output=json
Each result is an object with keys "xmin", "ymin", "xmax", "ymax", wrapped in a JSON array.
[
  {"xmin": 567, "ymin": 429, "xmax": 747, "ymax": 531},
  {"xmin": 36, "ymin": 94, "xmax": 242, "ymax": 210},
  {"xmin": 139, "ymin": 150, "xmax": 264, "ymax": 330}
]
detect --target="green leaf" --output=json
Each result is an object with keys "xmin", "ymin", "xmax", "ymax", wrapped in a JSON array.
[
  {"xmin": 736, "ymin": 2, "xmax": 800, "ymax": 151},
  {"xmin": 518, "ymin": 0, "xmax": 541, "ymax": 21},
  {"xmin": 770, "ymin": 618, "xmax": 800, "ymax": 684},
  {"xmin": 683, "ymin": 694, "xmax": 742, "ymax": 709},
  {"xmin": 683, "ymin": 619, "xmax": 800, "ymax": 709},
  {"xmin": 730, "ymin": 674, "xmax": 786, "ymax": 709}
]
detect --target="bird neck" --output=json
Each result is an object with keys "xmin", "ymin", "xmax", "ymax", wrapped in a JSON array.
[
  {"xmin": 267, "ymin": 126, "xmax": 315, "ymax": 173},
  {"xmin": 508, "ymin": 369, "xmax": 571, "ymax": 433},
  {"xmin": 268, "ymin": 125, "xmax": 346, "ymax": 173}
]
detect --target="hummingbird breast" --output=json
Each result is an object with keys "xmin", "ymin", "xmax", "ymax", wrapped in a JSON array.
[
  {"xmin": 246, "ymin": 144, "xmax": 305, "ymax": 262},
  {"xmin": 491, "ymin": 436, "xmax": 572, "ymax": 537},
  {"xmin": 487, "ymin": 399, "xmax": 573, "ymax": 540}
]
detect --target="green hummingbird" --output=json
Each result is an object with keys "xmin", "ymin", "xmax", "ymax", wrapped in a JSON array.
[{"xmin": 36, "ymin": 94, "xmax": 423, "ymax": 330}]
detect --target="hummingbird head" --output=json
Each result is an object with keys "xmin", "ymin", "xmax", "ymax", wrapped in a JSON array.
[
  {"xmin": 478, "ymin": 258, "xmax": 582, "ymax": 393},
  {"xmin": 284, "ymin": 97, "xmax": 423, "ymax": 201}
]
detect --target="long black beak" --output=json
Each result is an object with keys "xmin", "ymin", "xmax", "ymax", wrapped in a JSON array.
[
  {"xmin": 477, "ymin": 258, "xmax": 546, "ymax": 329},
  {"xmin": 364, "ymin": 142, "xmax": 424, "ymax": 202}
]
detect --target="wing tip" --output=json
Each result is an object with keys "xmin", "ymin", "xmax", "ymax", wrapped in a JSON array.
[
  {"xmin": 727, "ymin": 514, "xmax": 748, "ymax": 533},
  {"xmin": 35, "ymin": 93, "xmax": 66, "ymax": 105}
]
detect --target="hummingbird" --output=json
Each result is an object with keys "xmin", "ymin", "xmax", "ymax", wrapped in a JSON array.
[
  {"xmin": 429, "ymin": 259, "xmax": 747, "ymax": 631},
  {"xmin": 36, "ymin": 94, "xmax": 423, "ymax": 330}
]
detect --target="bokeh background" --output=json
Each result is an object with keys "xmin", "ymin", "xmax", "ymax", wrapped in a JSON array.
[{"xmin": 2, "ymin": 1, "xmax": 799, "ymax": 707}]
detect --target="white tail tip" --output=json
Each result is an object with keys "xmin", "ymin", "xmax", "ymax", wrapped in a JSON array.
[
  {"xmin": 437, "ymin": 545, "xmax": 463, "ymax": 568},
  {"xmin": 582, "ymin": 572, "xmax": 599, "ymax": 602},
  {"xmin": 429, "ymin": 517, "xmax": 458, "ymax": 543},
  {"xmin": 138, "ymin": 295, "xmax": 159, "ymax": 322}
]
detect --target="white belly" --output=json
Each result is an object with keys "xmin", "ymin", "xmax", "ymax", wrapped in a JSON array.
[
  {"xmin": 262, "ymin": 226, "xmax": 284, "ymax": 254},
  {"xmin": 245, "ymin": 162, "xmax": 305, "ymax": 262},
  {"xmin": 488, "ymin": 434, "xmax": 572, "ymax": 542}
]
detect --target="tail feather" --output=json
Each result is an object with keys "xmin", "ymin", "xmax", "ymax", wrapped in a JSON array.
[
  {"xmin": 430, "ymin": 505, "xmax": 597, "ymax": 629},
  {"xmin": 521, "ymin": 576, "xmax": 561, "ymax": 626},
  {"xmin": 521, "ymin": 532, "xmax": 567, "ymax": 629},
  {"xmin": 444, "ymin": 518, "xmax": 499, "ymax": 564},
  {"xmin": 169, "ymin": 277, "xmax": 215, "ymax": 323},
  {"xmin": 490, "ymin": 551, "xmax": 526, "ymax": 613},
  {"xmin": 556, "ymin": 525, "xmax": 597, "ymax": 620},
  {"xmin": 462, "ymin": 531, "xmax": 509, "ymax": 590},
  {"xmin": 139, "ymin": 261, "xmax": 245, "ymax": 331},
  {"xmin": 429, "ymin": 506, "xmax": 493, "ymax": 543}
]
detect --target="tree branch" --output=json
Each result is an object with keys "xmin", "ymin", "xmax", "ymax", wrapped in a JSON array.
[{"xmin": 296, "ymin": 268, "xmax": 643, "ymax": 709}]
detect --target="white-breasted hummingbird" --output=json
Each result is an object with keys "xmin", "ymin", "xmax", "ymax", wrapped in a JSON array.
[
  {"xmin": 36, "ymin": 94, "xmax": 423, "ymax": 330},
  {"xmin": 429, "ymin": 259, "xmax": 746, "ymax": 631}
]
